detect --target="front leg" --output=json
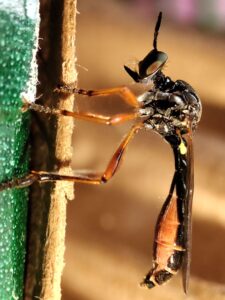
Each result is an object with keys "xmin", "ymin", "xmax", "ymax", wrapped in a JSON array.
[{"xmin": 55, "ymin": 85, "xmax": 140, "ymax": 108}]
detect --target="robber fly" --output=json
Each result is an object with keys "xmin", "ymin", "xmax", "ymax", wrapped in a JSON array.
[{"xmin": 0, "ymin": 12, "xmax": 201, "ymax": 292}]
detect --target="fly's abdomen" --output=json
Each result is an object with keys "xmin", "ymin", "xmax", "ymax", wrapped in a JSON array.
[
  {"xmin": 142, "ymin": 195, "xmax": 185, "ymax": 288},
  {"xmin": 142, "ymin": 250, "xmax": 184, "ymax": 288}
]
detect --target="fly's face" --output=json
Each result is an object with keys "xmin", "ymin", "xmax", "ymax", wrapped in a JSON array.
[
  {"xmin": 138, "ymin": 50, "xmax": 168, "ymax": 82},
  {"xmin": 124, "ymin": 49, "xmax": 168, "ymax": 84}
]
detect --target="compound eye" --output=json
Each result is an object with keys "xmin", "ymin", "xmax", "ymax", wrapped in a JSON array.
[
  {"xmin": 147, "ymin": 51, "xmax": 168, "ymax": 76},
  {"xmin": 139, "ymin": 50, "xmax": 168, "ymax": 78},
  {"xmin": 146, "ymin": 60, "xmax": 165, "ymax": 76}
]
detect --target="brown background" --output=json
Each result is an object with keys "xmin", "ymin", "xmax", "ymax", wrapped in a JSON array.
[{"xmin": 61, "ymin": 1, "xmax": 225, "ymax": 299}]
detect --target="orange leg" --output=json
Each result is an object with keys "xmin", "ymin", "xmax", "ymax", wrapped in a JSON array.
[
  {"xmin": 26, "ymin": 103, "xmax": 138, "ymax": 125},
  {"xmin": 59, "ymin": 110, "xmax": 138, "ymax": 125},
  {"xmin": 55, "ymin": 85, "xmax": 140, "ymax": 108},
  {"xmin": 0, "ymin": 123, "xmax": 143, "ymax": 190}
]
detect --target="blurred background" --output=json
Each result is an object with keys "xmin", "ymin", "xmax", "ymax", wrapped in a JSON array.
[{"xmin": 61, "ymin": 0, "xmax": 225, "ymax": 299}]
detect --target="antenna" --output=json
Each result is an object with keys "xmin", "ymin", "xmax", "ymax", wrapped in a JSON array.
[{"xmin": 153, "ymin": 12, "xmax": 162, "ymax": 50}]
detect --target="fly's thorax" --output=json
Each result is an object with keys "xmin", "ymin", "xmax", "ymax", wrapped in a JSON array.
[{"xmin": 138, "ymin": 86, "xmax": 201, "ymax": 136}]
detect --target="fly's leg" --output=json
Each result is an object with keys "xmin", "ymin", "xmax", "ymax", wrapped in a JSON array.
[
  {"xmin": 58, "ymin": 111, "xmax": 138, "ymax": 125},
  {"xmin": 0, "ymin": 123, "xmax": 143, "ymax": 191},
  {"xmin": 25, "ymin": 102, "xmax": 138, "ymax": 125},
  {"xmin": 55, "ymin": 85, "xmax": 140, "ymax": 108}
]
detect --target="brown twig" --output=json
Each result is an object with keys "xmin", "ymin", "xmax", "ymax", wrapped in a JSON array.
[{"xmin": 40, "ymin": 1, "xmax": 77, "ymax": 299}]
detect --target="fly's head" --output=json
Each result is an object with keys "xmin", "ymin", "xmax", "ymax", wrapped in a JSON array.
[
  {"xmin": 124, "ymin": 12, "xmax": 168, "ymax": 84},
  {"xmin": 125, "ymin": 12, "xmax": 202, "ymax": 137}
]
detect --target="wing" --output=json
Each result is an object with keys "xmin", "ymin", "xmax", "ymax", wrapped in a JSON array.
[{"xmin": 181, "ymin": 132, "xmax": 194, "ymax": 294}]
